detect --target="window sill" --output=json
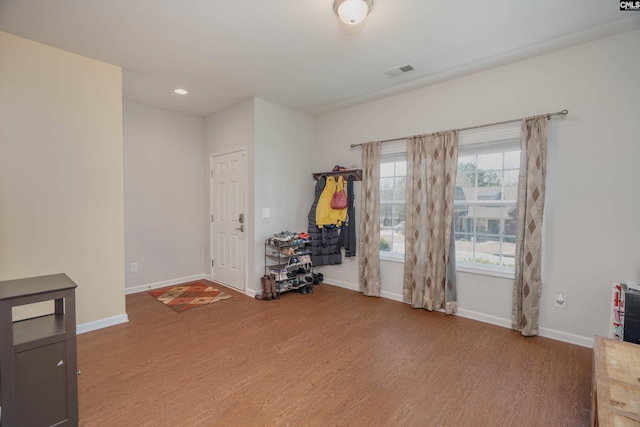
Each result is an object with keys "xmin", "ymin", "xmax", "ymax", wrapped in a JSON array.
[
  {"xmin": 379, "ymin": 253, "xmax": 515, "ymax": 279},
  {"xmin": 379, "ymin": 252, "xmax": 404, "ymax": 264},
  {"xmin": 456, "ymin": 264, "xmax": 515, "ymax": 280}
]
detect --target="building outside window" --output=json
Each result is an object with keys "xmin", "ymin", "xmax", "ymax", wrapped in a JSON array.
[
  {"xmin": 379, "ymin": 141, "xmax": 407, "ymax": 258},
  {"xmin": 380, "ymin": 155, "xmax": 407, "ymax": 256},
  {"xmin": 377, "ymin": 124, "xmax": 521, "ymax": 277},
  {"xmin": 454, "ymin": 144, "xmax": 520, "ymax": 274}
]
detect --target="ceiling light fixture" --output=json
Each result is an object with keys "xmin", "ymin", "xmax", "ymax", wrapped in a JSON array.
[
  {"xmin": 174, "ymin": 89, "xmax": 188, "ymax": 95},
  {"xmin": 334, "ymin": 0, "xmax": 373, "ymax": 25}
]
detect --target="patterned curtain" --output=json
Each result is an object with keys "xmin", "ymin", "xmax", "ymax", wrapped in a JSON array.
[
  {"xmin": 403, "ymin": 131, "xmax": 458, "ymax": 313},
  {"xmin": 359, "ymin": 142, "xmax": 381, "ymax": 296},
  {"xmin": 512, "ymin": 116, "xmax": 548, "ymax": 336}
]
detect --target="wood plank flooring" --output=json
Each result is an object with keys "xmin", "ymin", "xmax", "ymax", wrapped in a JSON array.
[{"xmin": 77, "ymin": 281, "xmax": 592, "ymax": 426}]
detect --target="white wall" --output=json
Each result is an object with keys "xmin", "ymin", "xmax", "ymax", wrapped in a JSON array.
[
  {"xmin": 123, "ymin": 100, "xmax": 205, "ymax": 291},
  {"xmin": 314, "ymin": 29, "xmax": 640, "ymax": 346},
  {"xmin": 203, "ymin": 98, "xmax": 315, "ymax": 295},
  {"xmin": 254, "ymin": 98, "xmax": 315, "ymax": 288},
  {"xmin": 0, "ymin": 31, "xmax": 126, "ymax": 325},
  {"xmin": 204, "ymin": 99, "xmax": 256, "ymax": 292}
]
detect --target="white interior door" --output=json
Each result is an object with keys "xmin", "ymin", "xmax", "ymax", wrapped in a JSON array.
[{"xmin": 210, "ymin": 150, "xmax": 246, "ymax": 291}]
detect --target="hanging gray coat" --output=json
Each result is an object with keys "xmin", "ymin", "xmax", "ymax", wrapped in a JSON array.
[{"xmin": 308, "ymin": 176, "xmax": 342, "ymax": 266}]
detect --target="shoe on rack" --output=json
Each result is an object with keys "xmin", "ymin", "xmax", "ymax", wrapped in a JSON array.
[
  {"xmin": 269, "ymin": 273, "xmax": 278, "ymax": 299},
  {"xmin": 255, "ymin": 275, "xmax": 272, "ymax": 301}
]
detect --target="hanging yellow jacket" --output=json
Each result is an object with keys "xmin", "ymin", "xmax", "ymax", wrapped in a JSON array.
[
  {"xmin": 316, "ymin": 176, "xmax": 348, "ymax": 228},
  {"xmin": 316, "ymin": 176, "xmax": 336, "ymax": 228},
  {"xmin": 330, "ymin": 176, "xmax": 348, "ymax": 226}
]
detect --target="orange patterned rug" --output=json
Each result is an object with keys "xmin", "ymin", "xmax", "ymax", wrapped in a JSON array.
[{"xmin": 149, "ymin": 282, "xmax": 232, "ymax": 312}]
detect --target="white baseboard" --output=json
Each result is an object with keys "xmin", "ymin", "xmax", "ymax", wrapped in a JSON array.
[
  {"xmin": 455, "ymin": 308, "xmax": 593, "ymax": 348},
  {"xmin": 78, "ymin": 274, "xmax": 239, "ymax": 335},
  {"xmin": 125, "ymin": 274, "xmax": 207, "ymax": 295},
  {"xmin": 539, "ymin": 327, "xmax": 593, "ymax": 348},
  {"xmin": 323, "ymin": 277, "xmax": 359, "ymax": 292},
  {"xmin": 208, "ymin": 280, "xmax": 251, "ymax": 297},
  {"xmin": 381, "ymin": 290, "xmax": 404, "ymax": 302},
  {"xmin": 77, "ymin": 314, "xmax": 129, "ymax": 335},
  {"xmin": 324, "ymin": 281, "xmax": 593, "ymax": 348},
  {"xmin": 324, "ymin": 277, "xmax": 402, "ymax": 302},
  {"xmin": 127, "ymin": 273, "xmax": 254, "ymax": 299},
  {"xmin": 456, "ymin": 308, "xmax": 512, "ymax": 329}
]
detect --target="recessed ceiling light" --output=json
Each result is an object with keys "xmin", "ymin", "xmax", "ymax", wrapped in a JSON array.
[{"xmin": 174, "ymin": 89, "xmax": 188, "ymax": 95}]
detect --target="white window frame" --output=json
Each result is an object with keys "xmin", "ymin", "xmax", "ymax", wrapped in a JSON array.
[
  {"xmin": 376, "ymin": 124, "xmax": 522, "ymax": 280},
  {"xmin": 455, "ymin": 123, "xmax": 521, "ymax": 279},
  {"xmin": 379, "ymin": 140, "xmax": 407, "ymax": 263}
]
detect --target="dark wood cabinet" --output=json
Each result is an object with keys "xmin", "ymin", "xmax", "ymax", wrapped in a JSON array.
[{"xmin": 0, "ymin": 274, "xmax": 78, "ymax": 427}]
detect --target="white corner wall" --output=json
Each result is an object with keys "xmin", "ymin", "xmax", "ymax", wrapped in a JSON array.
[
  {"xmin": 203, "ymin": 98, "xmax": 315, "ymax": 296},
  {"xmin": 314, "ymin": 29, "xmax": 640, "ymax": 346},
  {"xmin": 204, "ymin": 98, "xmax": 256, "ymax": 292},
  {"xmin": 123, "ymin": 100, "xmax": 206, "ymax": 292},
  {"xmin": 254, "ymin": 98, "xmax": 315, "ymax": 290},
  {"xmin": 0, "ymin": 31, "xmax": 126, "ymax": 325}
]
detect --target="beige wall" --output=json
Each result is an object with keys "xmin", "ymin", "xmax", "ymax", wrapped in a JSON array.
[{"xmin": 0, "ymin": 31, "xmax": 126, "ymax": 325}]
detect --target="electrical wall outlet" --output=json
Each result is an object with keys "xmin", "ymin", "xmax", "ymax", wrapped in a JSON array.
[
  {"xmin": 555, "ymin": 292, "xmax": 567, "ymax": 309},
  {"xmin": 130, "ymin": 262, "xmax": 138, "ymax": 273}
]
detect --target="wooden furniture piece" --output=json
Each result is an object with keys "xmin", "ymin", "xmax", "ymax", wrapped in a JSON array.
[
  {"xmin": 592, "ymin": 335, "xmax": 640, "ymax": 426},
  {"xmin": 0, "ymin": 273, "xmax": 78, "ymax": 427}
]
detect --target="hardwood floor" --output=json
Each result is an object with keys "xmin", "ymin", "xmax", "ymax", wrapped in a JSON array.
[{"xmin": 77, "ymin": 281, "xmax": 592, "ymax": 426}]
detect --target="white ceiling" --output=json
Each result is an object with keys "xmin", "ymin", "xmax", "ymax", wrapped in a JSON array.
[{"xmin": 1, "ymin": 1, "xmax": 638, "ymax": 117}]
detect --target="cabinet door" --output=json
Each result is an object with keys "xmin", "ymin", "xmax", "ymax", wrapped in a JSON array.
[{"xmin": 15, "ymin": 341, "xmax": 68, "ymax": 426}]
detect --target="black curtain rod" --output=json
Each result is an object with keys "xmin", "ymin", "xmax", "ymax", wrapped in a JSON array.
[{"xmin": 350, "ymin": 109, "xmax": 569, "ymax": 149}]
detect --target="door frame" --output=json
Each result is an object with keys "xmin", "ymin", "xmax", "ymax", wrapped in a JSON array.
[{"xmin": 209, "ymin": 147, "xmax": 248, "ymax": 293}]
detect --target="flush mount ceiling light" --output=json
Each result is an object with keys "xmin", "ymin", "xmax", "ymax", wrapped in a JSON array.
[
  {"xmin": 174, "ymin": 89, "xmax": 188, "ymax": 95},
  {"xmin": 334, "ymin": 0, "xmax": 373, "ymax": 25}
]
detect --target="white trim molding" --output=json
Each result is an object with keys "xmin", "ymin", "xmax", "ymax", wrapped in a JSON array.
[
  {"xmin": 323, "ymin": 282, "xmax": 593, "ymax": 348},
  {"xmin": 455, "ymin": 308, "xmax": 512, "ymax": 329},
  {"xmin": 456, "ymin": 308, "xmax": 593, "ymax": 348},
  {"xmin": 323, "ymin": 277, "xmax": 358, "ymax": 292},
  {"xmin": 325, "ymin": 277, "xmax": 401, "ymax": 303},
  {"xmin": 125, "ymin": 274, "xmax": 207, "ymax": 295},
  {"xmin": 539, "ymin": 327, "xmax": 593, "ymax": 348},
  {"xmin": 77, "ymin": 314, "xmax": 129, "ymax": 335}
]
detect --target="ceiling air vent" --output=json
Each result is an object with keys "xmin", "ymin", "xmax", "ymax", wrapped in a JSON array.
[{"xmin": 384, "ymin": 64, "xmax": 417, "ymax": 78}]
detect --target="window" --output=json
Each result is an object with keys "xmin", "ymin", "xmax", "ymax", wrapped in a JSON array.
[
  {"xmin": 454, "ymin": 124, "xmax": 520, "ymax": 276},
  {"xmin": 379, "ymin": 141, "xmax": 407, "ymax": 259},
  {"xmin": 376, "ymin": 124, "xmax": 520, "ymax": 277}
]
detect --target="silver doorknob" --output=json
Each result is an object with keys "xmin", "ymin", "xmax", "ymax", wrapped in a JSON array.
[{"xmin": 235, "ymin": 224, "xmax": 244, "ymax": 232}]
